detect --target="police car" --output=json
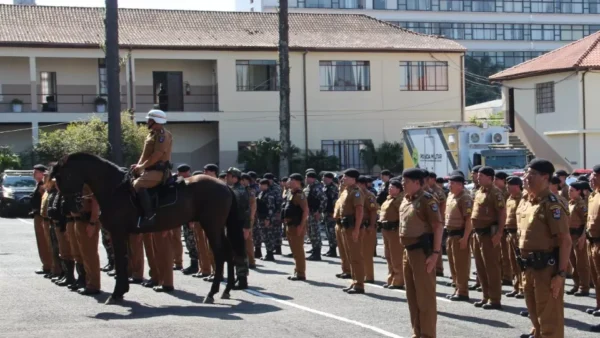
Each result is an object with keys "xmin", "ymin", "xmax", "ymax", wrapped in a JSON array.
[{"xmin": 0, "ymin": 170, "xmax": 36, "ymax": 217}]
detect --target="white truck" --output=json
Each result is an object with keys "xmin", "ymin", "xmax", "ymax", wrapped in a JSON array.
[{"xmin": 402, "ymin": 121, "xmax": 529, "ymax": 179}]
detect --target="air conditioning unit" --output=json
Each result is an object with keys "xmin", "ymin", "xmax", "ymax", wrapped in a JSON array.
[
  {"xmin": 469, "ymin": 132, "xmax": 482, "ymax": 144},
  {"xmin": 492, "ymin": 132, "xmax": 504, "ymax": 144}
]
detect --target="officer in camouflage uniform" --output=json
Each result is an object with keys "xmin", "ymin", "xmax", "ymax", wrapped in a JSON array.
[
  {"xmin": 100, "ymin": 229, "xmax": 114, "ymax": 273},
  {"xmin": 177, "ymin": 165, "xmax": 199, "ymax": 275},
  {"xmin": 257, "ymin": 179, "xmax": 278, "ymax": 261},
  {"xmin": 304, "ymin": 171, "xmax": 327, "ymax": 261},
  {"xmin": 226, "ymin": 167, "xmax": 251, "ymax": 290},
  {"xmin": 264, "ymin": 173, "xmax": 283, "ymax": 255},
  {"xmin": 322, "ymin": 172, "xmax": 339, "ymax": 257},
  {"xmin": 247, "ymin": 171, "xmax": 263, "ymax": 258}
]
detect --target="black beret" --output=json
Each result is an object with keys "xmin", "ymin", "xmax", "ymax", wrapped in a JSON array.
[
  {"xmin": 528, "ymin": 159, "xmax": 555, "ymax": 176},
  {"xmin": 429, "ymin": 172, "xmax": 437, "ymax": 179},
  {"xmin": 247, "ymin": 171, "xmax": 257, "ymax": 179},
  {"xmin": 390, "ymin": 180, "xmax": 402, "ymax": 188},
  {"xmin": 306, "ymin": 172, "xmax": 318, "ymax": 179},
  {"xmin": 550, "ymin": 175, "xmax": 561, "ymax": 185},
  {"xmin": 506, "ymin": 176, "xmax": 523, "ymax": 186},
  {"xmin": 263, "ymin": 173, "xmax": 275, "ymax": 180},
  {"xmin": 436, "ymin": 177, "xmax": 444, "ymax": 184},
  {"xmin": 343, "ymin": 168, "xmax": 360, "ymax": 179},
  {"xmin": 324, "ymin": 172, "xmax": 335, "ymax": 179},
  {"xmin": 177, "ymin": 164, "xmax": 191, "ymax": 172},
  {"xmin": 570, "ymin": 181, "xmax": 587, "ymax": 191},
  {"xmin": 471, "ymin": 165, "xmax": 482, "ymax": 173},
  {"xmin": 555, "ymin": 169, "xmax": 569, "ymax": 177},
  {"xmin": 203, "ymin": 164, "xmax": 219, "ymax": 172},
  {"xmin": 357, "ymin": 175, "xmax": 369, "ymax": 184},
  {"xmin": 577, "ymin": 175, "xmax": 589, "ymax": 182},
  {"xmin": 280, "ymin": 176, "xmax": 288, "ymax": 182},
  {"xmin": 33, "ymin": 164, "xmax": 47, "ymax": 172},
  {"xmin": 450, "ymin": 170, "xmax": 465, "ymax": 178},
  {"xmin": 494, "ymin": 172, "xmax": 509, "ymax": 180},
  {"xmin": 241, "ymin": 173, "xmax": 251, "ymax": 181},
  {"xmin": 380, "ymin": 170, "xmax": 392, "ymax": 176},
  {"xmin": 305, "ymin": 168, "xmax": 316, "ymax": 174},
  {"xmin": 367, "ymin": 177, "xmax": 374, "ymax": 183},
  {"xmin": 593, "ymin": 165, "xmax": 600, "ymax": 174},
  {"xmin": 192, "ymin": 170, "xmax": 203, "ymax": 176},
  {"xmin": 218, "ymin": 172, "xmax": 227, "ymax": 178},
  {"xmin": 478, "ymin": 166, "xmax": 495, "ymax": 177},
  {"xmin": 403, "ymin": 168, "xmax": 424, "ymax": 180},
  {"xmin": 579, "ymin": 181, "xmax": 591, "ymax": 191},
  {"xmin": 259, "ymin": 178, "xmax": 270, "ymax": 185},
  {"xmin": 289, "ymin": 173, "xmax": 303, "ymax": 182},
  {"xmin": 421, "ymin": 169, "xmax": 430, "ymax": 177},
  {"xmin": 449, "ymin": 174, "xmax": 465, "ymax": 183}
]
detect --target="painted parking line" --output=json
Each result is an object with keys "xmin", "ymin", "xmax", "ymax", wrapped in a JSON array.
[{"xmin": 365, "ymin": 282, "xmax": 452, "ymax": 303}]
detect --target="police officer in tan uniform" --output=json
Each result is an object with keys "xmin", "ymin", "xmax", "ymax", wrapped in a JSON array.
[
  {"xmin": 469, "ymin": 165, "xmax": 482, "ymax": 291},
  {"xmin": 518, "ymin": 159, "xmax": 571, "ymax": 338},
  {"xmin": 504, "ymin": 176, "xmax": 524, "ymax": 299},
  {"xmin": 566, "ymin": 181, "xmax": 589, "ymax": 296},
  {"xmin": 335, "ymin": 177, "xmax": 352, "ymax": 280},
  {"xmin": 444, "ymin": 171, "xmax": 473, "ymax": 301},
  {"xmin": 379, "ymin": 179, "xmax": 405, "ymax": 289},
  {"xmin": 358, "ymin": 175, "xmax": 378, "ymax": 284},
  {"xmin": 131, "ymin": 109, "xmax": 173, "ymax": 228},
  {"xmin": 495, "ymin": 171, "xmax": 513, "ymax": 286},
  {"xmin": 338, "ymin": 169, "xmax": 366, "ymax": 294},
  {"xmin": 472, "ymin": 166, "xmax": 506, "ymax": 310},
  {"xmin": 556, "ymin": 169, "xmax": 570, "ymax": 201},
  {"xmin": 425, "ymin": 171, "xmax": 446, "ymax": 278},
  {"xmin": 550, "ymin": 176, "xmax": 569, "ymax": 210},
  {"xmin": 586, "ymin": 165, "xmax": 600, "ymax": 317},
  {"xmin": 400, "ymin": 168, "xmax": 443, "ymax": 338},
  {"xmin": 282, "ymin": 173, "xmax": 309, "ymax": 281}
]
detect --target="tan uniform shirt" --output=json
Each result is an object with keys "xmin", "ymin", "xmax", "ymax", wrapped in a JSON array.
[
  {"xmin": 140, "ymin": 127, "xmax": 173, "ymax": 167},
  {"xmin": 569, "ymin": 197, "xmax": 587, "ymax": 229},
  {"xmin": 471, "ymin": 185, "xmax": 506, "ymax": 229},
  {"xmin": 505, "ymin": 192, "xmax": 523, "ymax": 229},
  {"xmin": 399, "ymin": 190, "xmax": 442, "ymax": 246},
  {"xmin": 41, "ymin": 191, "xmax": 50, "ymax": 218},
  {"xmin": 362, "ymin": 188, "xmax": 378, "ymax": 225},
  {"xmin": 517, "ymin": 189, "xmax": 569, "ymax": 252},
  {"xmin": 379, "ymin": 194, "xmax": 403, "ymax": 223},
  {"xmin": 445, "ymin": 190, "xmax": 473, "ymax": 230},
  {"xmin": 339, "ymin": 184, "xmax": 365, "ymax": 218},
  {"xmin": 587, "ymin": 191, "xmax": 600, "ymax": 238},
  {"xmin": 431, "ymin": 185, "xmax": 447, "ymax": 205}
]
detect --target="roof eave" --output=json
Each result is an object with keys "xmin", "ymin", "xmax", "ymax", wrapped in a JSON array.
[{"xmin": 489, "ymin": 67, "xmax": 583, "ymax": 82}]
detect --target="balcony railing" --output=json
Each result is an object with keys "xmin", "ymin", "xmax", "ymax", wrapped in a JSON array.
[{"xmin": 0, "ymin": 93, "xmax": 219, "ymax": 113}]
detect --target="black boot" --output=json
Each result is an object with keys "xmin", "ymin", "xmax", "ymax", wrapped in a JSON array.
[
  {"xmin": 54, "ymin": 259, "xmax": 67, "ymax": 285},
  {"xmin": 307, "ymin": 251, "xmax": 321, "ymax": 261},
  {"xmin": 137, "ymin": 188, "xmax": 156, "ymax": 228},
  {"xmin": 324, "ymin": 246, "xmax": 337, "ymax": 257},
  {"xmin": 182, "ymin": 260, "xmax": 199, "ymax": 275},
  {"xmin": 254, "ymin": 246, "xmax": 263, "ymax": 259},
  {"xmin": 261, "ymin": 251, "xmax": 275, "ymax": 261},
  {"xmin": 233, "ymin": 276, "xmax": 248, "ymax": 290},
  {"xmin": 58, "ymin": 260, "xmax": 76, "ymax": 287},
  {"xmin": 101, "ymin": 260, "xmax": 114, "ymax": 272},
  {"xmin": 70, "ymin": 263, "xmax": 86, "ymax": 291},
  {"xmin": 274, "ymin": 246, "xmax": 282, "ymax": 255}
]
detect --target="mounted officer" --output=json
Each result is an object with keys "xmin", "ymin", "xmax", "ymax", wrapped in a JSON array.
[{"xmin": 131, "ymin": 109, "xmax": 173, "ymax": 228}]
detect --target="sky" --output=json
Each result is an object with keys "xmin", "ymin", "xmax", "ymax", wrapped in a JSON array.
[{"xmin": 0, "ymin": 0, "xmax": 237, "ymax": 11}]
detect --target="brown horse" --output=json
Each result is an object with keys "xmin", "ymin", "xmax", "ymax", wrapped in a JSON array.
[{"xmin": 50, "ymin": 152, "xmax": 245, "ymax": 305}]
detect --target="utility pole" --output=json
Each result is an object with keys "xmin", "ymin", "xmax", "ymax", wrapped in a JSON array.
[
  {"xmin": 105, "ymin": 0, "xmax": 122, "ymax": 165},
  {"xmin": 278, "ymin": 0, "xmax": 291, "ymax": 177}
]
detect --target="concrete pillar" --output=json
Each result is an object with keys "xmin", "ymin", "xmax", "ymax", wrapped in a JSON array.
[
  {"xmin": 365, "ymin": 0, "xmax": 373, "ymax": 9},
  {"xmin": 31, "ymin": 121, "xmax": 39, "ymax": 145},
  {"xmin": 29, "ymin": 56, "xmax": 37, "ymax": 112},
  {"xmin": 126, "ymin": 54, "xmax": 136, "ymax": 111}
]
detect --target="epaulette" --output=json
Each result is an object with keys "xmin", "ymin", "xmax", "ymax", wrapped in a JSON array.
[
  {"xmin": 423, "ymin": 191, "xmax": 433, "ymax": 199},
  {"xmin": 548, "ymin": 194, "xmax": 558, "ymax": 203}
]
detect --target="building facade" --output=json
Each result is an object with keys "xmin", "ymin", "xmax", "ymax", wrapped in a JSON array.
[
  {"xmin": 246, "ymin": 0, "xmax": 600, "ymax": 71},
  {"xmin": 0, "ymin": 5, "xmax": 465, "ymax": 171}
]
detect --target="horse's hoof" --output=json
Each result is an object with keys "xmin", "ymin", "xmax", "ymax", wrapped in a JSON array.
[
  {"xmin": 221, "ymin": 292, "xmax": 230, "ymax": 300},
  {"xmin": 105, "ymin": 296, "xmax": 122, "ymax": 305},
  {"xmin": 203, "ymin": 296, "xmax": 214, "ymax": 304}
]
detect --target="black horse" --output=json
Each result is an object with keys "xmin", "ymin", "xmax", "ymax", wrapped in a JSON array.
[{"xmin": 50, "ymin": 152, "xmax": 245, "ymax": 305}]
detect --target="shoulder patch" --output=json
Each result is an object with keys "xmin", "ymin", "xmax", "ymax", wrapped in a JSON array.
[
  {"xmin": 465, "ymin": 199, "xmax": 473, "ymax": 208},
  {"xmin": 159, "ymin": 136, "xmax": 165, "ymax": 143},
  {"xmin": 550, "ymin": 206, "xmax": 561, "ymax": 219},
  {"xmin": 355, "ymin": 192, "xmax": 361, "ymax": 197},
  {"xmin": 549, "ymin": 194, "xmax": 557, "ymax": 203},
  {"xmin": 430, "ymin": 202, "xmax": 438, "ymax": 212},
  {"xmin": 423, "ymin": 192, "xmax": 433, "ymax": 199}
]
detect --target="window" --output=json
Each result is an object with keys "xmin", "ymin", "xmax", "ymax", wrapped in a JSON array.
[
  {"xmin": 98, "ymin": 59, "xmax": 107, "ymax": 96},
  {"xmin": 373, "ymin": 0, "xmax": 387, "ymax": 9},
  {"xmin": 236, "ymin": 60, "xmax": 279, "ymax": 91},
  {"xmin": 503, "ymin": 0, "xmax": 524, "ymax": 12},
  {"xmin": 536, "ymin": 82, "xmax": 555, "ymax": 114},
  {"xmin": 531, "ymin": 24, "xmax": 555, "ymax": 41},
  {"xmin": 319, "ymin": 61, "xmax": 370, "ymax": 91},
  {"xmin": 405, "ymin": 0, "xmax": 432, "ymax": 10},
  {"xmin": 305, "ymin": 0, "xmax": 332, "ymax": 7},
  {"xmin": 440, "ymin": 0, "xmax": 464, "ymax": 10},
  {"xmin": 400, "ymin": 61, "xmax": 448, "ymax": 91},
  {"xmin": 471, "ymin": 0, "xmax": 495, "ymax": 11},
  {"xmin": 321, "ymin": 140, "xmax": 370, "ymax": 172},
  {"xmin": 40, "ymin": 71, "xmax": 57, "ymax": 112}
]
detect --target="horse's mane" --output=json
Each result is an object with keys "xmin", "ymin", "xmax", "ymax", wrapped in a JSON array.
[{"xmin": 64, "ymin": 152, "xmax": 123, "ymax": 170}]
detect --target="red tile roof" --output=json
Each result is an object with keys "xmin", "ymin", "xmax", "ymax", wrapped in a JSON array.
[
  {"xmin": 490, "ymin": 31, "xmax": 600, "ymax": 81},
  {"xmin": 0, "ymin": 4, "xmax": 465, "ymax": 52}
]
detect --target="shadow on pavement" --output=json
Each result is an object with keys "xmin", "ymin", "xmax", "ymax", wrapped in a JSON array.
[
  {"xmin": 253, "ymin": 267, "xmax": 288, "ymax": 275},
  {"xmin": 250, "ymin": 286, "xmax": 294, "ymax": 301},
  {"xmin": 438, "ymin": 311, "xmax": 514, "ymax": 328},
  {"xmin": 92, "ymin": 299, "xmax": 281, "ymax": 321},
  {"xmin": 304, "ymin": 279, "xmax": 344, "ymax": 290},
  {"xmin": 364, "ymin": 292, "xmax": 405, "ymax": 303}
]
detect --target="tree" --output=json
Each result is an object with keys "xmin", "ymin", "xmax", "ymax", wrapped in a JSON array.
[
  {"xmin": 33, "ymin": 112, "xmax": 146, "ymax": 165},
  {"xmin": 301, "ymin": 150, "xmax": 340, "ymax": 174},
  {"xmin": 0, "ymin": 146, "xmax": 21, "ymax": 172},
  {"xmin": 238, "ymin": 138, "xmax": 301, "ymax": 176},
  {"xmin": 376, "ymin": 141, "xmax": 403, "ymax": 174},
  {"xmin": 359, "ymin": 140, "xmax": 377, "ymax": 174},
  {"xmin": 465, "ymin": 56, "xmax": 502, "ymax": 106}
]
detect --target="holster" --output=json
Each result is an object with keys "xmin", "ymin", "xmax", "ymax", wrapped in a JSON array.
[
  {"xmin": 474, "ymin": 227, "xmax": 492, "ymax": 236},
  {"xmin": 405, "ymin": 233, "xmax": 434, "ymax": 257},
  {"xmin": 518, "ymin": 248, "xmax": 559, "ymax": 271},
  {"xmin": 570, "ymin": 225, "xmax": 585, "ymax": 237},
  {"xmin": 447, "ymin": 229, "xmax": 465, "ymax": 237},
  {"xmin": 341, "ymin": 216, "xmax": 355, "ymax": 229},
  {"xmin": 380, "ymin": 221, "xmax": 399, "ymax": 231}
]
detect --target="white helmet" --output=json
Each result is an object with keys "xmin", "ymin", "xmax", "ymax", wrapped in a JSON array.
[{"xmin": 146, "ymin": 109, "xmax": 167, "ymax": 124}]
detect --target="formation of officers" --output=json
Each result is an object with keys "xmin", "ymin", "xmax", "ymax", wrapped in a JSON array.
[{"xmin": 26, "ymin": 155, "xmax": 600, "ymax": 338}]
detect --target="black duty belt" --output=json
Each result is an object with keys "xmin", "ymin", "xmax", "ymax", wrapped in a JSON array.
[
  {"xmin": 518, "ymin": 250, "xmax": 558, "ymax": 270},
  {"xmin": 570, "ymin": 226, "xmax": 585, "ymax": 236},
  {"xmin": 586, "ymin": 231, "xmax": 600, "ymax": 244},
  {"xmin": 145, "ymin": 161, "xmax": 171, "ymax": 171},
  {"xmin": 380, "ymin": 221, "xmax": 400, "ymax": 231},
  {"xmin": 474, "ymin": 227, "xmax": 491, "ymax": 236},
  {"xmin": 504, "ymin": 228, "xmax": 517, "ymax": 235},
  {"xmin": 447, "ymin": 229, "xmax": 465, "ymax": 237}
]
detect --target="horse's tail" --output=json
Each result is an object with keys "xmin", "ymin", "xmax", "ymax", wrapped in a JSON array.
[{"xmin": 225, "ymin": 187, "xmax": 246, "ymax": 259}]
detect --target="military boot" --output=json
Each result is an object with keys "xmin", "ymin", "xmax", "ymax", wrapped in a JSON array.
[
  {"xmin": 137, "ymin": 188, "xmax": 156, "ymax": 228},
  {"xmin": 306, "ymin": 251, "xmax": 321, "ymax": 261},
  {"xmin": 69, "ymin": 263, "xmax": 86, "ymax": 291},
  {"xmin": 233, "ymin": 276, "xmax": 248, "ymax": 290},
  {"xmin": 254, "ymin": 246, "xmax": 262, "ymax": 259},
  {"xmin": 274, "ymin": 246, "xmax": 282, "ymax": 255},
  {"xmin": 261, "ymin": 251, "xmax": 275, "ymax": 261},
  {"xmin": 101, "ymin": 260, "xmax": 114, "ymax": 273},
  {"xmin": 324, "ymin": 245, "xmax": 337, "ymax": 257},
  {"xmin": 182, "ymin": 260, "xmax": 199, "ymax": 275},
  {"xmin": 57, "ymin": 260, "xmax": 76, "ymax": 287}
]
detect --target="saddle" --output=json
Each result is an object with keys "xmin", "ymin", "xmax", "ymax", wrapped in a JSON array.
[{"xmin": 133, "ymin": 174, "xmax": 185, "ymax": 211}]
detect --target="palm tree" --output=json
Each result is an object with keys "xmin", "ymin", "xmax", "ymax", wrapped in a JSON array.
[
  {"xmin": 376, "ymin": 141, "xmax": 403, "ymax": 174},
  {"xmin": 237, "ymin": 137, "xmax": 301, "ymax": 176},
  {"xmin": 360, "ymin": 140, "xmax": 377, "ymax": 174}
]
